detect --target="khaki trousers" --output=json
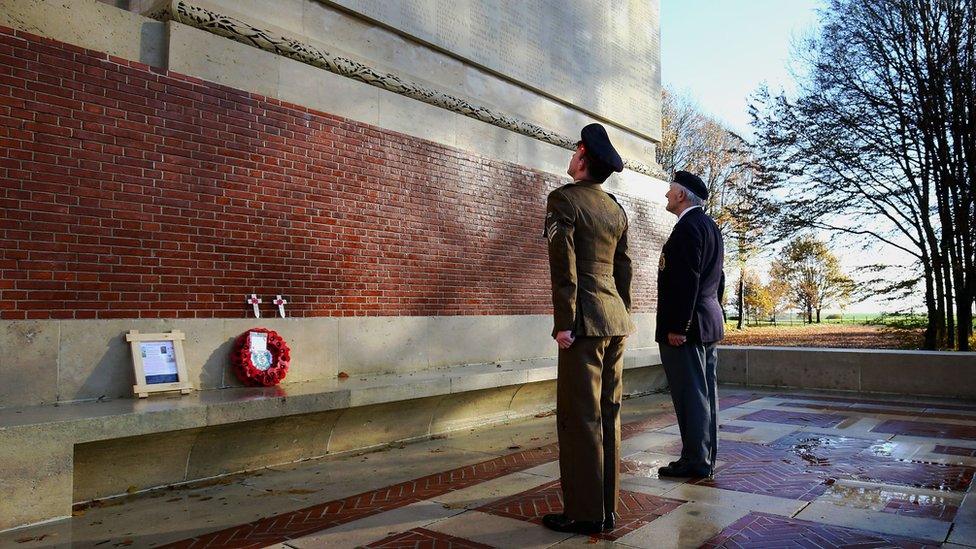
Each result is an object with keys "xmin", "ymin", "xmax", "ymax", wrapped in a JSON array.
[{"xmin": 556, "ymin": 335, "xmax": 625, "ymax": 522}]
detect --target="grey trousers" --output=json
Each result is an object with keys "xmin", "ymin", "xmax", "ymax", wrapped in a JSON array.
[{"xmin": 660, "ymin": 341, "xmax": 718, "ymax": 470}]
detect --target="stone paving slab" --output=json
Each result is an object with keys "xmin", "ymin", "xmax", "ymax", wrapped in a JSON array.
[
  {"xmin": 796, "ymin": 501, "xmax": 952, "ymax": 541},
  {"xmin": 363, "ymin": 527, "xmax": 494, "ymax": 548},
  {"xmin": 425, "ymin": 511, "xmax": 574, "ymax": 548}
]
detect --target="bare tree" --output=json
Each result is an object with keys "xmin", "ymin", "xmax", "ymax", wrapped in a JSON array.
[
  {"xmin": 657, "ymin": 89, "xmax": 706, "ymax": 176},
  {"xmin": 660, "ymin": 89, "xmax": 778, "ymax": 330},
  {"xmin": 752, "ymin": 0, "xmax": 975, "ymax": 349}
]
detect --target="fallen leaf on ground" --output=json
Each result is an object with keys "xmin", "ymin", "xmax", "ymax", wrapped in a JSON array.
[
  {"xmin": 285, "ymin": 488, "xmax": 318, "ymax": 494},
  {"xmin": 337, "ymin": 371, "xmax": 349, "ymax": 379}
]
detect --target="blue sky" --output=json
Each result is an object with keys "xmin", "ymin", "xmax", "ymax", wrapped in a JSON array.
[{"xmin": 661, "ymin": 0, "xmax": 822, "ymax": 138}]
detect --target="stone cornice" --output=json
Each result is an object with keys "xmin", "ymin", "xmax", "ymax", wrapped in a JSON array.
[{"xmin": 146, "ymin": 0, "xmax": 665, "ymax": 179}]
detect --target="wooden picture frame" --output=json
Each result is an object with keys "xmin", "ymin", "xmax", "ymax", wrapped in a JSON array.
[{"xmin": 125, "ymin": 330, "xmax": 194, "ymax": 398}]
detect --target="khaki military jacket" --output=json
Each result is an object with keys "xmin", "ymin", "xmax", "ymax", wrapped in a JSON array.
[{"xmin": 545, "ymin": 180, "xmax": 634, "ymax": 338}]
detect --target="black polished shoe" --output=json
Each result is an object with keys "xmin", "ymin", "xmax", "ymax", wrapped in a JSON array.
[
  {"xmin": 542, "ymin": 513, "xmax": 604, "ymax": 534},
  {"xmin": 657, "ymin": 463, "xmax": 711, "ymax": 478},
  {"xmin": 603, "ymin": 511, "xmax": 617, "ymax": 531}
]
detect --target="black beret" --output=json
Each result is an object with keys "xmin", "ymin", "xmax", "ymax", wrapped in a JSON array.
[
  {"xmin": 673, "ymin": 170, "xmax": 708, "ymax": 200},
  {"xmin": 580, "ymin": 123, "xmax": 624, "ymax": 173}
]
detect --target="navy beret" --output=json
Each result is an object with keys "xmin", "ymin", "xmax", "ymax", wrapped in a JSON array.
[
  {"xmin": 580, "ymin": 123, "xmax": 624, "ymax": 173},
  {"xmin": 673, "ymin": 170, "xmax": 708, "ymax": 200}
]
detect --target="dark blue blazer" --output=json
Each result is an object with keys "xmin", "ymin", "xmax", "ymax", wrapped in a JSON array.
[{"xmin": 655, "ymin": 207, "xmax": 725, "ymax": 344}]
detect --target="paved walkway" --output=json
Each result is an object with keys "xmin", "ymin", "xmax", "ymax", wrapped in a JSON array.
[{"xmin": 4, "ymin": 387, "xmax": 975, "ymax": 548}]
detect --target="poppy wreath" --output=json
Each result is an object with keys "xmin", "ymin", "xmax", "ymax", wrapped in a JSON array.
[{"xmin": 231, "ymin": 328, "xmax": 290, "ymax": 386}]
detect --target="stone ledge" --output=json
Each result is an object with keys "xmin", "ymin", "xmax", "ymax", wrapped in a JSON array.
[
  {"xmin": 717, "ymin": 345, "xmax": 976, "ymax": 398},
  {"xmin": 0, "ymin": 349, "xmax": 662, "ymax": 441}
]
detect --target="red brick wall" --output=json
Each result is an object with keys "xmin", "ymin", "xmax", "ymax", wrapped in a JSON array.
[{"xmin": 0, "ymin": 27, "xmax": 667, "ymax": 320}]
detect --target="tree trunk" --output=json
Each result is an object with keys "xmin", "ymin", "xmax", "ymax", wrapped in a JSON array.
[
  {"xmin": 922, "ymin": 263, "xmax": 939, "ymax": 350},
  {"xmin": 957, "ymin": 299, "xmax": 972, "ymax": 351},
  {"xmin": 816, "ymin": 308, "xmax": 821, "ymax": 323},
  {"xmin": 941, "ymin": 251, "xmax": 955, "ymax": 349},
  {"xmin": 736, "ymin": 275, "xmax": 744, "ymax": 330}
]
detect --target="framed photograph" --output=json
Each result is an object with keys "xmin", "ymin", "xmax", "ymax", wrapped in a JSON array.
[{"xmin": 125, "ymin": 330, "xmax": 194, "ymax": 398}]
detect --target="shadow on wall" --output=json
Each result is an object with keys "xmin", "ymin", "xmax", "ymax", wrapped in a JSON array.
[{"xmin": 140, "ymin": 19, "xmax": 168, "ymax": 68}]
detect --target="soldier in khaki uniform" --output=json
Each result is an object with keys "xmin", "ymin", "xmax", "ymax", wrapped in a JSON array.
[{"xmin": 542, "ymin": 123, "xmax": 634, "ymax": 535}]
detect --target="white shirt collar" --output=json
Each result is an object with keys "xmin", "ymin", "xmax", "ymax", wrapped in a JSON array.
[{"xmin": 677, "ymin": 205, "xmax": 702, "ymax": 222}]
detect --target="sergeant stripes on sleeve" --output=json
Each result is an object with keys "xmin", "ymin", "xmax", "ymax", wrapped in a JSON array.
[{"xmin": 546, "ymin": 222, "xmax": 559, "ymax": 242}]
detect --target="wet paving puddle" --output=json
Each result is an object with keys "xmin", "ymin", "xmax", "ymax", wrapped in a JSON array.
[{"xmin": 819, "ymin": 479, "xmax": 963, "ymax": 521}]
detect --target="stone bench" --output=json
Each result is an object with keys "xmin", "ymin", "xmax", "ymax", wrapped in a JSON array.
[
  {"xmin": 0, "ymin": 350, "xmax": 664, "ymax": 532},
  {"xmin": 718, "ymin": 346, "xmax": 976, "ymax": 398}
]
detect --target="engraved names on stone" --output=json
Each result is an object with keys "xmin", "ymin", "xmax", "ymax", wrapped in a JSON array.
[{"xmin": 330, "ymin": 0, "xmax": 660, "ymax": 138}]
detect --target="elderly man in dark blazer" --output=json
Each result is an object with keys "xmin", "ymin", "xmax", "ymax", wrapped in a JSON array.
[
  {"xmin": 541, "ymin": 123, "xmax": 633, "ymax": 535},
  {"xmin": 656, "ymin": 170, "xmax": 725, "ymax": 479}
]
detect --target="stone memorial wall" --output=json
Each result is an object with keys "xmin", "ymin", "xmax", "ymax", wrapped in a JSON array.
[
  {"xmin": 329, "ymin": 0, "xmax": 662, "ymax": 140},
  {"xmin": 0, "ymin": 0, "xmax": 670, "ymax": 409}
]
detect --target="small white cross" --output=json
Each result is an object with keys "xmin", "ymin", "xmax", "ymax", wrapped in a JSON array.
[
  {"xmin": 273, "ymin": 295, "xmax": 288, "ymax": 318},
  {"xmin": 246, "ymin": 294, "xmax": 262, "ymax": 318}
]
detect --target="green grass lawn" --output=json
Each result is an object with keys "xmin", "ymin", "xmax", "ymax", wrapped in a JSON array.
[
  {"xmin": 726, "ymin": 313, "xmax": 884, "ymax": 328},
  {"xmin": 726, "ymin": 313, "xmax": 929, "ymax": 330}
]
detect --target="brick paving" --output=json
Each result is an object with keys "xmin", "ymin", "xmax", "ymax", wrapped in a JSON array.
[
  {"xmin": 161, "ymin": 445, "xmax": 560, "ymax": 548},
  {"xmin": 700, "ymin": 512, "xmax": 940, "ymax": 548},
  {"xmin": 777, "ymin": 400, "xmax": 976, "ymax": 422},
  {"xmin": 933, "ymin": 444, "xmax": 976, "ymax": 457},
  {"xmin": 683, "ymin": 428, "xmax": 975, "ymax": 503},
  {"xmin": 477, "ymin": 480, "xmax": 685, "ymax": 541},
  {"xmin": 872, "ymin": 418, "xmax": 976, "ymax": 441},
  {"xmin": 718, "ymin": 394, "xmax": 764, "ymax": 409},
  {"xmin": 882, "ymin": 498, "xmax": 960, "ymax": 522},
  {"xmin": 697, "ymin": 460, "xmax": 832, "ymax": 500},
  {"xmin": 735, "ymin": 408, "xmax": 849, "ymax": 428},
  {"xmin": 774, "ymin": 393, "xmax": 976, "ymax": 413}
]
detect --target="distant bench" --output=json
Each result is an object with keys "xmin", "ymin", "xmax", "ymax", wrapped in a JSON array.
[{"xmin": 0, "ymin": 350, "xmax": 664, "ymax": 532}]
